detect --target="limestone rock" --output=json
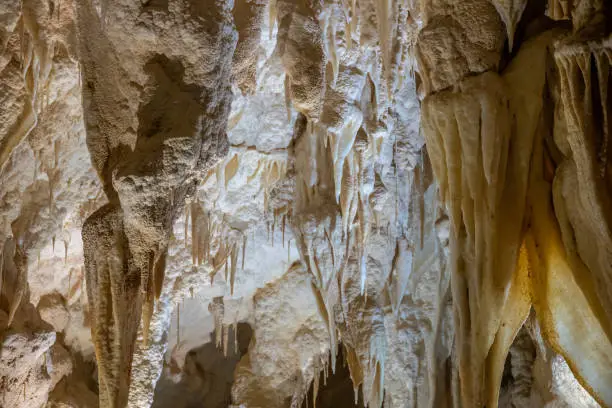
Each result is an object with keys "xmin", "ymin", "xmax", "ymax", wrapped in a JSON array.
[{"xmin": 0, "ymin": 1, "xmax": 610, "ymax": 408}]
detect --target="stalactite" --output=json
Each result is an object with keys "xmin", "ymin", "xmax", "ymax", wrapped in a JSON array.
[
  {"xmin": 339, "ymin": 157, "xmax": 356, "ymax": 236},
  {"xmin": 269, "ymin": 0, "xmax": 277, "ymax": 38},
  {"xmin": 594, "ymin": 49, "xmax": 610, "ymax": 179},
  {"xmin": 0, "ymin": 246, "xmax": 3, "ymax": 299},
  {"xmin": 325, "ymin": 16, "xmax": 339, "ymax": 84},
  {"xmin": 285, "ymin": 75, "xmax": 293, "ymax": 121},
  {"xmin": 209, "ymin": 297, "xmax": 225, "ymax": 350},
  {"xmin": 489, "ymin": 0, "xmax": 528, "ymax": 51},
  {"xmin": 553, "ymin": 44, "xmax": 612, "ymax": 337},
  {"xmin": 374, "ymin": 0, "xmax": 392, "ymax": 95},
  {"xmin": 343, "ymin": 344, "xmax": 363, "ymax": 405},
  {"xmin": 141, "ymin": 249, "xmax": 167, "ymax": 346},
  {"xmin": 7, "ymin": 242, "xmax": 26, "ymax": 327},
  {"xmin": 191, "ymin": 202, "xmax": 198, "ymax": 265},
  {"xmin": 0, "ymin": 11, "xmax": 55, "ymax": 171},
  {"xmin": 224, "ymin": 251, "xmax": 229, "ymax": 281},
  {"xmin": 223, "ymin": 324, "xmax": 230, "ymax": 357},
  {"xmin": 312, "ymin": 355, "xmax": 320, "ymax": 408},
  {"xmin": 176, "ymin": 303, "xmax": 180, "ymax": 348},
  {"xmin": 390, "ymin": 239, "xmax": 413, "ymax": 316},
  {"xmin": 0, "ymin": 238, "xmax": 26, "ymax": 327},
  {"xmin": 225, "ymin": 154, "xmax": 239, "ymax": 189},
  {"xmin": 324, "ymin": 228, "xmax": 335, "ymax": 274},
  {"xmin": 233, "ymin": 318, "xmax": 238, "ymax": 353},
  {"xmin": 184, "ymin": 202, "xmax": 190, "ymax": 248},
  {"xmin": 63, "ymin": 236, "xmax": 69, "ymax": 264},
  {"xmin": 82, "ymin": 204, "xmax": 143, "ymax": 408},
  {"xmin": 414, "ymin": 160, "xmax": 424, "ymax": 250},
  {"xmin": 546, "ymin": 0, "xmax": 571, "ymax": 20},
  {"xmin": 421, "ymin": 31, "xmax": 553, "ymax": 407},
  {"xmin": 230, "ymin": 243, "xmax": 238, "ymax": 295},
  {"xmin": 282, "ymin": 214, "xmax": 286, "ymax": 247},
  {"xmin": 333, "ymin": 121, "xmax": 361, "ymax": 204},
  {"xmin": 68, "ymin": 267, "xmax": 72, "ymax": 299},
  {"xmin": 242, "ymin": 233, "xmax": 247, "ymax": 270},
  {"xmin": 53, "ymin": 139, "xmax": 60, "ymax": 168}
]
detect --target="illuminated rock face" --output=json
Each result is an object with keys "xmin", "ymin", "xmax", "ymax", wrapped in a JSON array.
[{"xmin": 0, "ymin": 1, "xmax": 610, "ymax": 408}]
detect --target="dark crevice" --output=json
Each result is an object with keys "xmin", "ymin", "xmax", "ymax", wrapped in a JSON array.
[
  {"xmin": 142, "ymin": 0, "xmax": 169, "ymax": 12},
  {"xmin": 498, "ymin": 0, "xmax": 570, "ymax": 73},
  {"xmin": 152, "ymin": 322, "xmax": 253, "ymax": 408},
  {"xmin": 497, "ymin": 325, "xmax": 537, "ymax": 408},
  {"xmin": 301, "ymin": 348, "xmax": 371, "ymax": 408}
]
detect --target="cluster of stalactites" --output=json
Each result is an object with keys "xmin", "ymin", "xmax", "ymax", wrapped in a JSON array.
[
  {"xmin": 0, "ymin": 0, "xmax": 73, "ymax": 327},
  {"xmin": 207, "ymin": 296, "xmax": 241, "ymax": 358},
  {"xmin": 418, "ymin": 0, "xmax": 612, "ymax": 405},
  {"xmin": 184, "ymin": 201, "xmax": 244, "ymax": 295},
  {"xmin": 0, "ymin": 238, "xmax": 27, "ymax": 327},
  {"xmin": 0, "ymin": 2, "xmax": 57, "ymax": 170},
  {"xmin": 269, "ymin": 1, "xmax": 432, "ymax": 406}
]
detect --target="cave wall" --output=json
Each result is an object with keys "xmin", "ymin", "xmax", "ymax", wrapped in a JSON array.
[{"xmin": 0, "ymin": 1, "xmax": 610, "ymax": 408}]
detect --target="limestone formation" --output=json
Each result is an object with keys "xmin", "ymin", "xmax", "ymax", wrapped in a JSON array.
[{"xmin": 0, "ymin": 1, "xmax": 611, "ymax": 408}]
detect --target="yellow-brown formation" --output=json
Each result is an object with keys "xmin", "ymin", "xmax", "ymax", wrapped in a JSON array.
[{"xmin": 419, "ymin": 1, "xmax": 612, "ymax": 406}]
